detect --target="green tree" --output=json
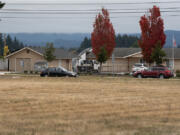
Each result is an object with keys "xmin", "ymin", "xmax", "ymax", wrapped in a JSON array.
[
  {"xmin": 97, "ymin": 47, "xmax": 108, "ymax": 72},
  {"xmin": 43, "ymin": 42, "xmax": 56, "ymax": 62},
  {"xmin": 151, "ymin": 41, "xmax": 166, "ymax": 65},
  {"xmin": 77, "ymin": 37, "xmax": 91, "ymax": 53},
  {"xmin": 0, "ymin": 34, "xmax": 24, "ymax": 56},
  {"xmin": 131, "ymin": 40, "xmax": 139, "ymax": 48},
  {"xmin": 78, "ymin": 34, "xmax": 140, "ymax": 52},
  {"xmin": 0, "ymin": 1, "xmax": 5, "ymax": 9}
]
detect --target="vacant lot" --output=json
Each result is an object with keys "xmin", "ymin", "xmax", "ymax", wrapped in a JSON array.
[{"xmin": 0, "ymin": 76, "xmax": 180, "ymax": 135}]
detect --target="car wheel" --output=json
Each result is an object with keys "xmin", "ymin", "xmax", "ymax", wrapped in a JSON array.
[
  {"xmin": 159, "ymin": 74, "xmax": 164, "ymax": 79},
  {"xmin": 137, "ymin": 74, "xmax": 142, "ymax": 79}
]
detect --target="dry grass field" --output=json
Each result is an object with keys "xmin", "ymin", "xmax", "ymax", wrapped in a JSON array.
[{"xmin": 0, "ymin": 75, "xmax": 180, "ymax": 135}]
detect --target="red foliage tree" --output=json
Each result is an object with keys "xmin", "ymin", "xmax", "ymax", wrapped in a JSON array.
[
  {"xmin": 139, "ymin": 5, "xmax": 166, "ymax": 63},
  {"xmin": 91, "ymin": 8, "xmax": 116, "ymax": 63}
]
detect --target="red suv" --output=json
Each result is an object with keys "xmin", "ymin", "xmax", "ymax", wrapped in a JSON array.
[{"xmin": 133, "ymin": 66, "xmax": 174, "ymax": 79}]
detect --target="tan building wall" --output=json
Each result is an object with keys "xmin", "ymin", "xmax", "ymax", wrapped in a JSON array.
[
  {"xmin": 101, "ymin": 57, "xmax": 141, "ymax": 73},
  {"xmin": 175, "ymin": 59, "xmax": 180, "ymax": 71},
  {"xmin": 9, "ymin": 48, "xmax": 44, "ymax": 72},
  {"xmin": 8, "ymin": 48, "xmax": 72, "ymax": 72},
  {"xmin": 48, "ymin": 59, "xmax": 72, "ymax": 71},
  {"xmin": 101, "ymin": 58, "xmax": 128, "ymax": 72}
]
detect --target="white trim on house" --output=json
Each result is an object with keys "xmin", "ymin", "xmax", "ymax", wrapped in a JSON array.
[
  {"xmin": 123, "ymin": 52, "xmax": 142, "ymax": 58},
  {"xmin": 5, "ymin": 47, "xmax": 43, "ymax": 58}
]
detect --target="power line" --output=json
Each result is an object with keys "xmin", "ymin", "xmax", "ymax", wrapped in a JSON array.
[
  {"xmin": 3, "ymin": 7, "xmax": 180, "ymax": 12},
  {"xmin": 5, "ymin": 1, "xmax": 180, "ymax": 5},
  {"xmin": 1, "ymin": 10, "xmax": 180, "ymax": 15},
  {"xmin": 1, "ymin": 14, "xmax": 180, "ymax": 20}
]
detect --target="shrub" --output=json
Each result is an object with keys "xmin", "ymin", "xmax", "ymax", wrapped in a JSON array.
[
  {"xmin": 30, "ymin": 71, "xmax": 33, "ymax": 74},
  {"xmin": 176, "ymin": 70, "xmax": 180, "ymax": 74},
  {"xmin": 35, "ymin": 71, "xmax": 39, "ymax": 74},
  {"xmin": 176, "ymin": 70, "xmax": 180, "ymax": 77},
  {"xmin": 24, "ymin": 70, "xmax": 28, "ymax": 74}
]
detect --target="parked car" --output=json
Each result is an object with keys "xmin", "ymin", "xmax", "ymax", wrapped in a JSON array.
[
  {"xmin": 40, "ymin": 67, "xmax": 77, "ymax": 77},
  {"xmin": 132, "ymin": 63, "xmax": 148, "ymax": 73},
  {"xmin": 133, "ymin": 66, "xmax": 173, "ymax": 79}
]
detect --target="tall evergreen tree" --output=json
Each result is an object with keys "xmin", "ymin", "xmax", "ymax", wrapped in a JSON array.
[
  {"xmin": 78, "ymin": 34, "xmax": 139, "ymax": 52},
  {"xmin": 0, "ymin": 34, "xmax": 24, "ymax": 56},
  {"xmin": 43, "ymin": 42, "xmax": 56, "ymax": 62},
  {"xmin": 6, "ymin": 35, "xmax": 13, "ymax": 52},
  {"xmin": 0, "ymin": 1, "xmax": 5, "ymax": 9},
  {"xmin": 77, "ymin": 37, "xmax": 91, "ymax": 53}
]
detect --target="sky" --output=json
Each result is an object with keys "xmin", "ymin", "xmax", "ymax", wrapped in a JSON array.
[{"xmin": 0, "ymin": 0, "xmax": 180, "ymax": 33}]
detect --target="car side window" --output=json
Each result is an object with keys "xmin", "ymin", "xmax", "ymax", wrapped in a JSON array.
[
  {"xmin": 49, "ymin": 68, "xmax": 56, "ymax": 72},
  {"xmin": 56, "ymin": 68, "xmax": 61, "ymax": 72}
]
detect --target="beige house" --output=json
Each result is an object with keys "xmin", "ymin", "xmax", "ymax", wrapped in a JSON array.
[
  {"xmin": 6, "ymin": 47, "xmax": 77, "ymax": 73},
  {"xmin": 87, "ymin": 48, "xmax": 180, "ymax": 72},
  {"xmin": 5, "ymin": 47, "xmax": 180, "ymax": 73}
]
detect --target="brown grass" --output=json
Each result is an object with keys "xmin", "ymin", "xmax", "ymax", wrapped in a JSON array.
[{"xmin": 0, "ymin": 75, "xmax": 180, "ymax": 135}]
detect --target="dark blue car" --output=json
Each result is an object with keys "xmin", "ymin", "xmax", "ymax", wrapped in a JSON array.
[{"xmin": 40, "ymin": 67, "xmax": 77, "ymax": 77}]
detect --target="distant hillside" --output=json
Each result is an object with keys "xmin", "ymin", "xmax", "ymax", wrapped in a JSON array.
[
  {"xmin": 9, "ymin": 33, "xmax": 91, "ymax": 48},
  {"xmin": 8, "ymin": 30, "xmax": 180, "ymax": 48},
  {"xmin": 164, "ymin": 30, "xmax": 180, "ymax": 47},
  {"xmin": 130, "ymin": 30, "xmax": 180, "ymax": 48}
]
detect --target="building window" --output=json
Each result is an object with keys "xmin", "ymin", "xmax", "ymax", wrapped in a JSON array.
[
  {"xmin": 140, "ymin": 59, "xmax": 145, "ymax": 63},
  {"xmin": 20, "ymin": 60, "xmax": 24, "ymax": 67}
]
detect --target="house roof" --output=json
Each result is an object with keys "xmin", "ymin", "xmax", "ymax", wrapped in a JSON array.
[
  {"xmin": 87, "ymin": 48, "xmax": 141, "ymax": 58},
  {"xmin": 86, "ymin": 48, "xmax": 180, "ymax": 59},
  {"xmin": 6, "ymin": 47, "xmax": 180, "ymax": 60},
  {"xmin": 6, "ymin": 47, "xmax": 78, "ymax": 59},
  {"xmin": 5, "ymin": 47, "xmax": 43, "ymax": 58},
  {"xmin": 30, "ymin": 47, "xmax": 78, "ymax": 59},
  {"xmin": 163, "ymin": 48, "xmax": 180, "ymax": 59}
]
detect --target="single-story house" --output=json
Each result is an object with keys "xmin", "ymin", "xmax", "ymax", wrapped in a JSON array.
[
  {"xmin": 86, "ymin": 48, "xmax": 180, "ymax": 72},
  {"xmin": 5, "ymin": 47, "xmax": 77, "ymax": 72},
  {"xmin": 5, "ymin": 47, "xmax": 180, "ymax": 73}
]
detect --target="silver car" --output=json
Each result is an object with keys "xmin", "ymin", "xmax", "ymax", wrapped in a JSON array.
[{"xmin": 132, "ymin": 63, "xmax": 148, "ymax": 73}]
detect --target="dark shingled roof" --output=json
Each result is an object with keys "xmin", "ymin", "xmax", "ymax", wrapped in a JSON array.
[
  {"xmin": 163, "ymin": 48, "xmax": 180, "ymax": 59},
  {"xmin": 87, "ymin": 48, "xmax": 141, "ymax": 58},
  {"xmin": 30, "ymin": 47, "xmax": 78, "ymax": 59},
  {"xmin": 86, "ymin": 48, "xmax": 180, "ymax": 59}
]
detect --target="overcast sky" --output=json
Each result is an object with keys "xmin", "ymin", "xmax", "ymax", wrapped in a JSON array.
[{"xmin": 0, "ymin": 0, "xmax": 180, "ymax": 33}]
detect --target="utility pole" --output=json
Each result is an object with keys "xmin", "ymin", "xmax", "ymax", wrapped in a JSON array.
[{"xmin": 0, "ymin": 2, "xmax": 5, "ymax": 57}]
